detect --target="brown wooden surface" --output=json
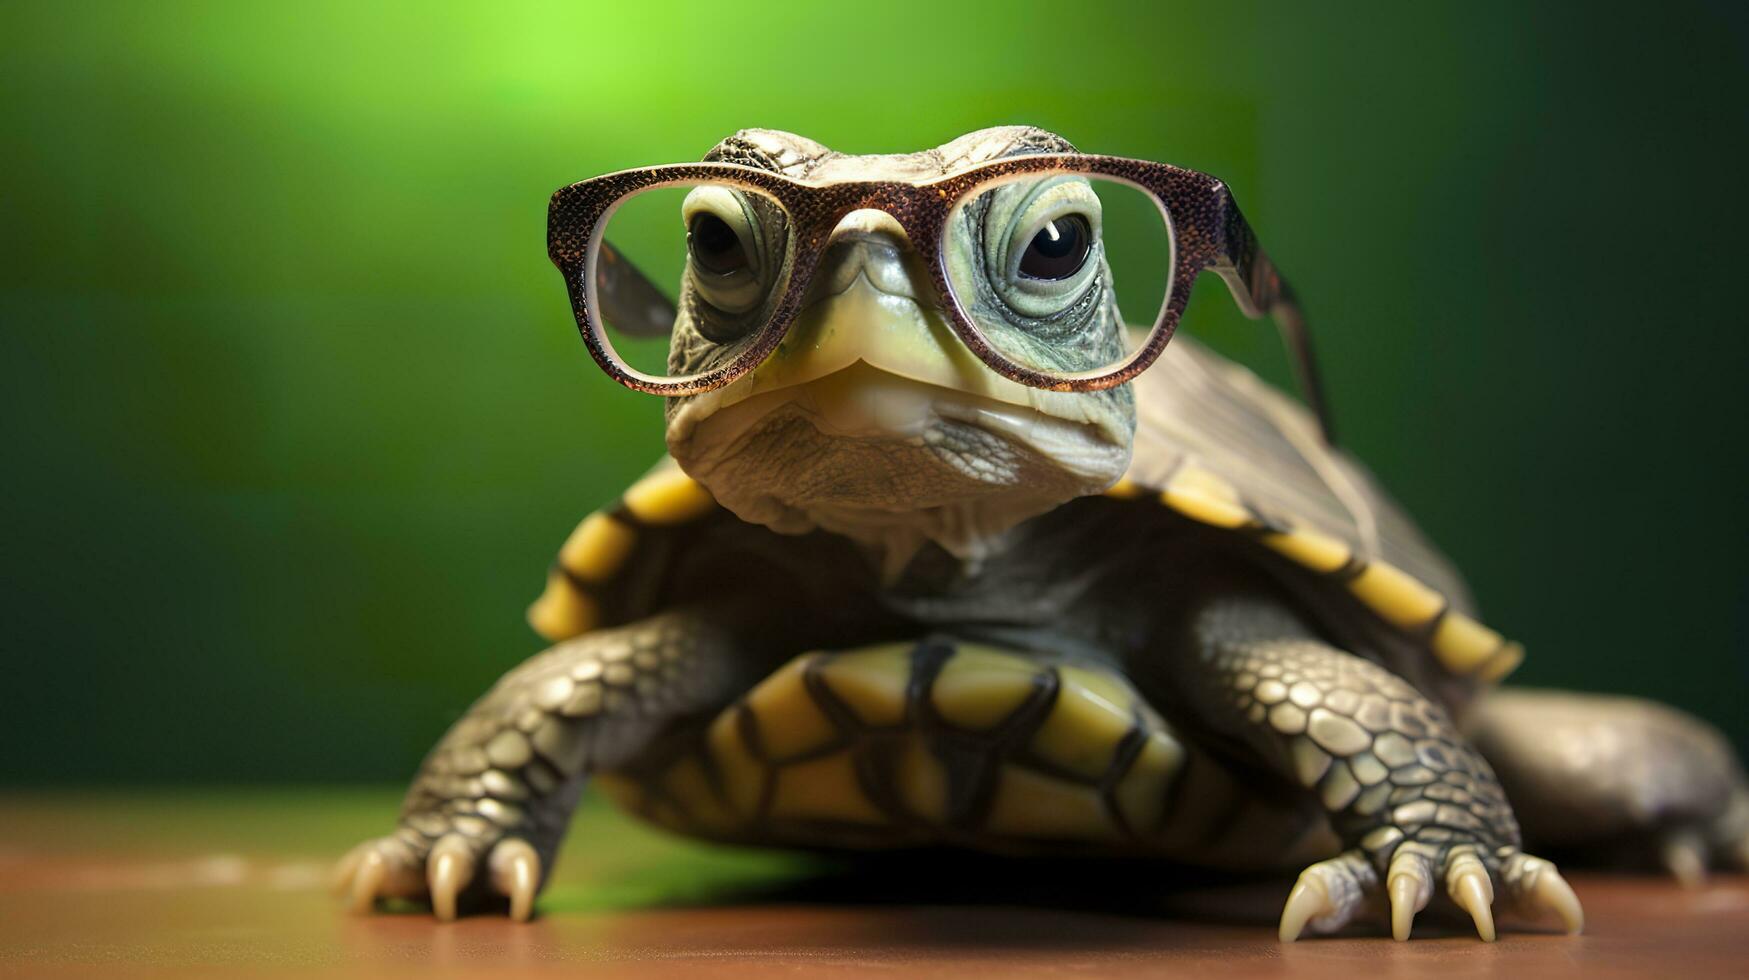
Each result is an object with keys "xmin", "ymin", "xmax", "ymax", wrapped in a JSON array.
[{"xmin": 2, "ymin": 790, "xmax": 1746, "ymax": 978}]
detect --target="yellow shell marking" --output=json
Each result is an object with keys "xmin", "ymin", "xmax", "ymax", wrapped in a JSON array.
[
  {"xmin": 1030, "ymin": 666, "xmax": 1139, "ymax": 780},
  {"xmin": 705, "ymin": 708, "xmax": 763, "ymax": 818},
  {"xmin": 527, "ymin": 570, "xmax": 598, "ymax": 642},
  {"xmin": 1128, "ymin": 472, "xmax": 1524, "ymax": 684},
  {"xmin": 1477, "ymin": 642, "xmax": 1525, "ymax": 683},
  {"xmin": 558, "ymin": 512, "xmax": 637, "ymax": 583},
  {"xmin": 769, "ymin": 751, "xmax": 884, "ymax": 825},
  {"xmin": 529, "ymin": 466, "xmax": 718, "ymax": 643},
  {"xmin": 931, "ymin": 646, "xmax": 1041, "ymax": 730},
  {"xmin": 543, "ymin": 461, "xmax": 1524, "ymax": 687},
  {"xmin": 1261, "ymin": 527, "xmax": 1354, "ymax": 574},
  {"xmin": 616, "ymin": 645, "xmax": 1192, "ymax": 847},
  {"xmin": 1102, "ymin": 477, "xmax": 1145, "ymax": 500},
  {"xmin": 1112, "ymin": 733, "xmax": 1185, "ymax": 833},
  {"xmin": 1160, "ymin": 465, "xmax": 1253, "ymax": 530},
  {"xmin": 985, "ymin": 767, "xmax": 1117, "ymax": 840},
  {"xmin": 622, "ymin": 469, "xmax": 716, "ymax": 525},
  {"xmin": 742, "ymin": 654, "xmax": 839, "ymax": 761},
  {"xmin": 1431, "ymin": 613, "xmax": 1508, "ymax": 675},
  {"xmin": 814, "ymin": 645, "xmax": 912, "ymax": 728},
  {"xmin": 1346, "ymin": 562, "xmax": 1446, "ymax": 630}
]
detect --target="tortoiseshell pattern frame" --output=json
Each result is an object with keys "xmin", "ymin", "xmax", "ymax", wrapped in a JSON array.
[{"xmin": 547, "ymin": 154, "xmax": 1326, "ymax": 435}]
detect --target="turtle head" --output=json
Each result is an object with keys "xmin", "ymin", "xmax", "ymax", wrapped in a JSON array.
[{"xmin": 665, "ymin": 127, "xmax": 1136, "ymax": 574}]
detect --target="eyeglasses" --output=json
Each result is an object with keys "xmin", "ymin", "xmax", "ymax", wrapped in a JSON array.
[{"xmin": 546, "ymin": 153, "xmax": 1333, "ymax": 442}]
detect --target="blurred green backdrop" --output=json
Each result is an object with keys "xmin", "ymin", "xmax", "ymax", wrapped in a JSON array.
[{"xmin": 3, "ymin": 1, "xmax": 1744, "ymax": 784}]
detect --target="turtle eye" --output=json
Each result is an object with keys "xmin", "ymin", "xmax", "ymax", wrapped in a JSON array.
[
  {"xmin": 681, "ymin": 186, "xmax": 777, "ymax": 318},
  {"xmin": 989, "ymin": 177, "xmax": 1105, "ymax": 315},
  {"xmin": 687, "ymin": 213, "xmax": 751, "ymax": 275},
  {"xmin": 1017, "ymin": 215, "xmax": 1092, "ymax": 281}
]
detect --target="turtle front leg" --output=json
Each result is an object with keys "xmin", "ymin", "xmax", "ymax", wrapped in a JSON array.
[
  {"xmin": 1174, "ymin": 593, "xmax": 1584, "ymax": 942},
  {"xmin": 333, "ymin": 605, "xmax": 763, "ymax": 921}
]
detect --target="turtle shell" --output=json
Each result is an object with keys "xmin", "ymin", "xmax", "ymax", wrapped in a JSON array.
[
  {"xmin": 1115, "ymin": 336, "xmax": 1523, "ymax": 685},
  {"xmin": 529, "ymin": 336, "xmax": 1522, "ymax": 688}
]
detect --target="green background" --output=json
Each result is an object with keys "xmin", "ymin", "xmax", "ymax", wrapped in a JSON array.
[{"xmin": 3, "ymin": 0, "xmax": 1744, "ymax": 785}]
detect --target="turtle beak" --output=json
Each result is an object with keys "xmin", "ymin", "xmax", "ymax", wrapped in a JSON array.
[{"xmin": 667, "ymin": 210, "xmax": 1128, "ymax": 454}]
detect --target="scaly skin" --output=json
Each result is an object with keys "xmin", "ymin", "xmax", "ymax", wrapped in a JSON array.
[
  {"xmin": 334, "ymin": 606, "xmax": 763, "ymax": 920},
  {"xmin": 1179, "ymin": 594, "xmax": 1583, "ymax": 940}
]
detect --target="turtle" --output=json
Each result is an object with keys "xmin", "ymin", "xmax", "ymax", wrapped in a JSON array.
[{"xmin": 336, "ymin": 127, "xmax": 1749, "ymax": 940}]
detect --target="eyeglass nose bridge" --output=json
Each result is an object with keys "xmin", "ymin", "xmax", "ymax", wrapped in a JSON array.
[
  {"xmin": 786, "ymin": 181, "xmax": 944, "ymax": 249},
  {"xmin": 824, "ymin": 179, "xmax": 924, "ymax": 211},
  {"xmin": 823, "ymin": 207, "xmax": 913, "ymax": 246}
]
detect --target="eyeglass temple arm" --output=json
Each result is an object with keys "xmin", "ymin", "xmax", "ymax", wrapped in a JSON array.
[
  {"xmin": 1206, "ymin": 193, "xmax": 1337, "ymax": 446},
  {"xmin": 594, "ymin": 241, "xmax": 678, "ymax": 338}
]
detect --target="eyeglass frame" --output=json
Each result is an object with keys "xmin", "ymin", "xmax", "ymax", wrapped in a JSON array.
[{"xmin": 546, "ymin": 152, "xmax": 1334, "ymax": 442}]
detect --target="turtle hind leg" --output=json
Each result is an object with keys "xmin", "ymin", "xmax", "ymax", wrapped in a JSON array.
[{"xmin": 1467, "ymin": 688, "xmax": 1749, "ymax": 885}]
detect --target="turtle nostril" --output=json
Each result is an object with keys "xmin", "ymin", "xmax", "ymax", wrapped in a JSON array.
[
  {"xmin": 805, "ymin": 209, "xmax": 924, "ymax": 306},
  {"xmin": 807, "ymin": 234, "xmax": 923, "ymax": 307}
]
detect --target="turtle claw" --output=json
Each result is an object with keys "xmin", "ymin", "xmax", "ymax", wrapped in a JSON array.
[
  {"xmin": 1660, "ymin": 831, "xmax": 1709, "ymax": 889},
  {"xmin": 350, "ymin": 850, "xmax": 389, "ymax": 915},
  {"xmin": 1278, "ymin": 877, "xmax": 1331, "ymax": 942},
  {"xmin": 427, "ymin": 835, "xmax": 474, "ymax": 922},
  {"xmin": 1386, "ymin": 851, "xmax": 1434, "ymax": 941},
  {"xmin": 333, "ymin": 830, "xmax": 545, "ymax": 921},
  {"xmin": 1278, "ymin": 850, "xmax": 1375, "ymax": 941},
  {"xmin": 489, "ymin": 839, "xmax": 542, "ymax": 923},
  {"xmin": 1444, "ymin": 850, "xmax": 1496, "ymax": 942},
  {"xmin": 333, "ymin": 835, "xmax": 425, "ymax": 914},
  {"xmin": 1504, "ymin": 854, "xmax": 1584, "ymax": 935},
  {"xmin": 1283, "ymin": 845, "xmax": 1581, "ymax": 942}
]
